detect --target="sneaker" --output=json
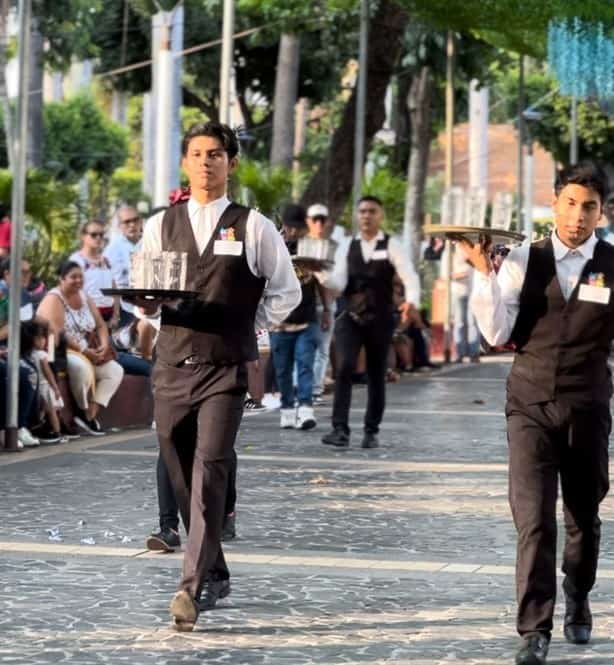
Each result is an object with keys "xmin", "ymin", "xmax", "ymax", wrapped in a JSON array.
[
  {"xmin": 296, "ymin": 405, "xmax": 316, "ymax": 430},
  {"xmin": 312, "ymin": 394, "xmax": 326, "ymax": 405},
  {"xmin": 37, "ymin": 429, "xmax": 61, "ymax": 444},
  {"xmin": 280, "ymin": 408, "xmax": 296, "ymax": 429},
  {"xmin": 18, "ymin": 427, "xmax": 40, "ymax": 447},
  {"xmin": 243, "ymin": 397, "xmax": 267, "ymax": 415},
  {"xmin": 198, "ymin": 578, "xmax": 231, "ymax": 611},
  {"xmin": 74, "ymin": 415, "xmax": 106, "ymax": 437},
  {"xmin": 60, "ymin": 421, "xmax": 81, "ymax": 440},
  {"xmin": 221, "ymin": 513, "xmax": 236, "ymax": 541},
  {"xmin": 146, "ymin": 527, "xmax": 181, "ymax": 552}
]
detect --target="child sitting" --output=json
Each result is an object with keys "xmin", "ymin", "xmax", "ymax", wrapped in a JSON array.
[{"xmin": 20, "ymin": 318, "xmax": 67, "ymax": 443}]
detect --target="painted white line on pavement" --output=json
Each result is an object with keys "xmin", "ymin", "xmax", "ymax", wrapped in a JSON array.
[
  {"xmin": 82, "ymin": 448, "xmax": 509, "ymax": 472},
  {"xmin": 0, "ymin": 539, "xmax": 517, "ymax": 576}
]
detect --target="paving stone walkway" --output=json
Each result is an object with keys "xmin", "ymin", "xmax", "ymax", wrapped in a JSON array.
[{"xmin": 2, "ymin": 359, "xmax": 614, "ymax": 664}]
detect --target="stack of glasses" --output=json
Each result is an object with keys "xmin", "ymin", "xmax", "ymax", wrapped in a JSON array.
[{"xmin": 130, "ymin": 251, "xmax": 188, "ymax": 291}]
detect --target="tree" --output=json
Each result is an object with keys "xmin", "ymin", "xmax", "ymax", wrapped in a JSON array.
[{"xmin": 43, "ymin": 95, "xmax": 128, "ymax": 182}]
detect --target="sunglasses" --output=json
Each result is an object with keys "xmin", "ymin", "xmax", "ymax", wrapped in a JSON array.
[{"xmin": 86, "ymin": 232, "xmax": 105, "ymax": 238}]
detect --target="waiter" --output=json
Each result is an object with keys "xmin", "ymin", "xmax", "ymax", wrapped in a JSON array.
[
  {"xmin": 461, "ymin": 162, "xmax": 611, "ymax": 665},
  {"xmin": 136, "ymin": 121, "xmax": 300, "ymax": 631},
  {"xmin": 318, "ymin": 195, "xmax": 419, "ymax": 449}
]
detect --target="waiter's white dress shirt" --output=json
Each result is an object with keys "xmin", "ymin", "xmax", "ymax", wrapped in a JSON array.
[
  {"xmin": 317, "ymin": 230, "xmax": 420, "ymax": 306},
  {"xmin": 470, "ymin": 231, "xmax": 599, "ymax": 347},
  {"xmin": 141, "ymin": 195, "xmax": 301, "ymax": 330}
]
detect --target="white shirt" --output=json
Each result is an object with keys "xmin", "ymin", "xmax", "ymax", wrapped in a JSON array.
[
  {"xmin": 470, "ymin": 231, "xmax": 599, "ymax": 347},
  {"xmin": 69, "ymin": 251, "xmax": 114, "ymax": 309},
  {"xmin": 317, "ymin": 230, "xmax": 420, "ymax": 305},
  {"xmin": 440, "ymin": 245, "xmax": 474, "ymax": 298},
  {"xmin": 104, "ymin": 234, "xmax": 141, "ymax": 313},
  {"xmin": 141, "ymin": 195, "xmax": 301, "ymax": 330}
]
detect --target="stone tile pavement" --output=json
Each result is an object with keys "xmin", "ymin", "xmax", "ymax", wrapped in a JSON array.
[{"xmin": 2, "ymin": 359, "xmax": 614, "ymax": 663}]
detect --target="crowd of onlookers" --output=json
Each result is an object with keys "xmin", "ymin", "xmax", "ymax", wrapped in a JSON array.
[{"xmin": 0, "ymin": 196, "xmax": 460, "ymax": 450}]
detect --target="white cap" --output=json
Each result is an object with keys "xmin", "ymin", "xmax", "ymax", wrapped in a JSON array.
[{"xmin": 307, "ymin": 203, "xmax": 329, "ymax": 218}]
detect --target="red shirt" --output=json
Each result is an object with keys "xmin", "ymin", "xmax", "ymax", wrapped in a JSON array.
[{"xmin": 0, "ymin": 218, "xmax": 11, "ymax": 249}]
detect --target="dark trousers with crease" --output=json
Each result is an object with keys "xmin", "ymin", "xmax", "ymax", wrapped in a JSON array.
[
  {"xmin": 157, "ymin": 449, "xmax": 237, "ymax": 531},
  {"xmin": 506, "ymin": 394, "xmax": 610, "ymax": 638},
  {"xmin": 153, "ymin": 359, "xmax": 247, "ymax": 601},
  {"xmin": 331, "ymin": 312, "xmax": 394, "ymax": 434}
]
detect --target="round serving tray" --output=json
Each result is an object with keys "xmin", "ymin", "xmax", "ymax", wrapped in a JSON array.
[
  {"xmin": 423, "ymin": 224, "xmax": 525, "ymax": 243},
  {"xmin": 101, "ymin": 288, "xmax": 199, "ymax": 300},
  {"xmin": 291, "ymin": 256, "xmax": 334, "ymax": 271}
]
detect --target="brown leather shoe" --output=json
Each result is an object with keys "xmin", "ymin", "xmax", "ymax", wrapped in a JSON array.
[{"xmin": 169, "ymin": 589, "xmax": 199, "ymax": 632}]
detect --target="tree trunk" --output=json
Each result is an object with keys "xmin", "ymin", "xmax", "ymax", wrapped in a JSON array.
[
  {"xmin": 27, "ymin": 18, "xmax": 44, "ymax": 168},
  {"xmin": 300, "ymin": 0, "xmax": 408, "ymax": 220},
  {"xmin": 403, "ymin": 65, "xmax": 433, "ymax": 268},
  {"xmin": 270, "ymin": 32, "xmax": 300, "ymax": 169}
]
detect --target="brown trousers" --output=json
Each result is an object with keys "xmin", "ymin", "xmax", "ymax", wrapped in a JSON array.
[{"xmin": 152, "ymin": 359, "xmax": 247, "ymax": 600}]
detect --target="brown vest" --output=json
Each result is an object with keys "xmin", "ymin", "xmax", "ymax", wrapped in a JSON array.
[{"xmin": 156, "ymin": 201, "xmax": 266, "ymax": 366}]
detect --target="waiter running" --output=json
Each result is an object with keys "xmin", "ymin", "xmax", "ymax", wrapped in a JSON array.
[
  {"xmin": 136, "ymin": 121, "xmax": 300, "ymax": 631},
  {"xmin": 461, "ymin": 162, "xmax": 611, "ymax": 665},
  {"xmin": 318, "ymin": 195, "xmax": 419, "ymax": 449}
]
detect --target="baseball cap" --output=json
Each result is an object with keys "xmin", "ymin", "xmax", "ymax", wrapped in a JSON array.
[
  {"xmin": 307, "ymin": 203, "xmax": 329, "ymax": 218},
  {"xmin": 281, "ymin": 203, "xmax": 307, "ymax": 229}
]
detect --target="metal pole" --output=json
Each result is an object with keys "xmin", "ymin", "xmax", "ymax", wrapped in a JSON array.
[
  {"xmin": 570, "ymin": 96, "xmax": 578, "ymax": 165},
  {"xmin": 4, "ymin": 0, "xmax": 31, "ymax": 452},
  {"xmin": 516, "ymin": 55, "xmax": 525, "ymax": 235},
  {"xmin": 153, "ymin": 21, "xmax": 173, "ymax": 208},
  {"xmin": 524, "ymin": 140, "xmax": 534, "ymax": 242},
  {"xmin": 352, "ymin": 0, "xmax": 369, "ymax": 231},
  {"xmin": 219, "ymin": 0, "xmax": 234, "ymax": 125},
  {"xmin": 443, "ymin": 31, "xmax": 455, "ymax": 364}
]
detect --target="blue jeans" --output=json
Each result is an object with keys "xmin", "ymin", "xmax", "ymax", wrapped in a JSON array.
[
  {"xmin": 0, "ymin": 360, "xmax": 38, "ymax": 428},
  {"xmin": 313, "ymin": 316, "xmax": 334, "ymax": 396},
  {"xmin": 453, "ymin": 294, "xmax": 479, "ymax": 359},
  {"xmin": 116, "ymin": 351, "xmax": 152, "ymax": 377},
  {"xmin": 270, "ymin": 322, "xmax": 320, "ymax": 409}
]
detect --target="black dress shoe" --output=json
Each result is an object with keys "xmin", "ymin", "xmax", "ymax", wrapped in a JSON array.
[
  {"xmin": 145, "ymin": 527, "xmax": 181, "ymax": 552},
  {"xmin": 221, "ymin": 513, "xmax": 236, "ymax": 541},
  {"xmin": 361, "ymin": 432, "xmax": 379, "ymax": 448},
  {"xmin": 198, "ymin": 578, "xmax": 231, "ymax": 611},
  {"xmin": 322, "ymin": 427, "xmax": 349, "ymax": 448},
  {"xmin": 515, "ymin": 633, "xmax": 549, "ymax": 665},
  {"xmin": 169, "ymin": 589, "xmax": 199, "ymax": 631},
  {"xmin": 564, "ymin": 595, "xmax": 592, "ymax": 644}
]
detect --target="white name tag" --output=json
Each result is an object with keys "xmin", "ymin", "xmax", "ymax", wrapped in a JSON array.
[
  {"xmin": 578, "ymin": 283, "xmax": 611, "ymax": 304},
  {"xmin": 371, "ymin": 249, "xmax": 388, "ymax": 261},
  {"xmin": 214, "ymin": 240, "xmax": 243, "ymax": 256}
]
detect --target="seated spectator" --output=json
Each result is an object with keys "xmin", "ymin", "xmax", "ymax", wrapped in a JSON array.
[
  {"xmin": 20, "ymin": 319, "xmax": 66, "ymax": 443},
  {"xmin": 0, "ymin": 203, "xmax": 11, "ymax": 258},
  {"xmin": 112, "ymin": 317, "xmax": 155, "ymax": 377},
  {"xmin": 0, "ymin": 257, "xmax": 35, "ymax": 322},
  {"xmin": 36, "ymin": 260, "xmax": 124, "ymax": 436},
  {"xmin": 70, "ymin": 220, "xmax": 120, "ymax": 328}
]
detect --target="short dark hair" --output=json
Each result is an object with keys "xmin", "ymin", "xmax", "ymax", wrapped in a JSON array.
[
  {"xmin": 181, "ymin": 121, "xmax": 239, "ymax": 159},
  {"xmin": 357, "ymin": 195, "xmax": 384, "ymax": 208},
  {"xmin": 555, "ymin": 162, "xmax": 609, "ymax": 204},
  {"xmin": 20, "ymin": 318, "xmax": 48, "ymax": 356},
  {"xmin": 80, "ymin": 219, "xmax": 106, "ymax": 235},
  {"xmin": 58, "ymin": 260, "xmax": 82, "ymax": 279},
  {"xmin": 281, "ymin": 203, "xmax": 307, "ymax": 229}
]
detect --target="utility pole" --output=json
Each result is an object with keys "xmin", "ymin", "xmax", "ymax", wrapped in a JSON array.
[
  {"xmin": 516, "ymin": 55, "xmax": 525, "ymax": 236},
  {"xmin": 352, "ymin": 0, "xmax": 369, "ymax": 230},
  {"xmin": 219, "ymin": 0, "xmax": 234, "ymax": 125},
  {"xmin": 4, "ymin": 0, "xmax": 31, "ymax": 452},
  {"xmin": 443, "ymin": 30, "xmax": 455, "ymax": 364},
  {"xmin": 153, "ymin": 20, "xmax": 173, "ymax": 208}
]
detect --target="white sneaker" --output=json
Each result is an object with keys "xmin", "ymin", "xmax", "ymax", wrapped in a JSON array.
[
  {"xmin": 295, "ymin": 405, "xmax": 316, "ymax": 430},
  {"xmin": 280, "ymin": 408, "xmax": 296, "ymax": 429},
  {"xmin": 18, "ymin": 427, "xmax": 40, "ymax": 447}
]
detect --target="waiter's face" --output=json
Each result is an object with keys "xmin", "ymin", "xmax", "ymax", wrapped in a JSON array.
[
  {"xmin": 182, "ymin": 135, "xmax": 238, "ymax": 194},
  {"xmin": 357, "ymin": 201, "xmax": 383, "ymax": 238},
  {"xmin": 552, "ymin": 183, "xmax": 602, "ymax": 248}
]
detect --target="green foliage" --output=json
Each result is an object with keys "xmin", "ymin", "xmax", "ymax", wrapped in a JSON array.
[
  {"xmin": 0, "ymin": 169, "xmax": 80, "ymax": 281},
  {"xmin": 109, "ymin": 167, "xmax": 148, "ymax": 207},
  {"xmin": 43, "ymin": 95, "xmax": 129, "ymax": 182},
  {"xmin": 235, "ymin": 160, "xmax": 293, "ymax": 220},
  {"xmin": 489, "ymin": 61, "xmax": 614, "ymax": 165},
  {"xmin": 360, "ymin": 168, "xmax": 407, "ymax": 235}
]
